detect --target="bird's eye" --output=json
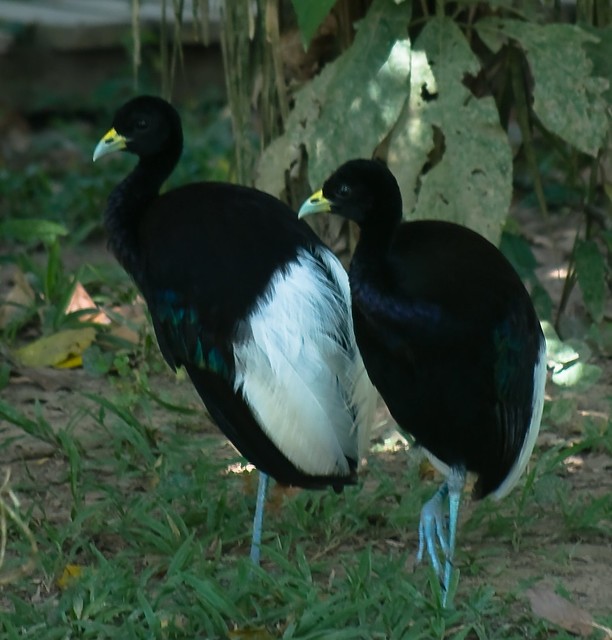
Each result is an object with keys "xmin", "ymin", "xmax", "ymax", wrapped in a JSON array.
[
  {"xmin": 135, "ymin": 118, "xmax": 149, "ymax": 131},
  {"xmin": 337, "ymin": 184, "xmax": 352, "ymax": 198}
]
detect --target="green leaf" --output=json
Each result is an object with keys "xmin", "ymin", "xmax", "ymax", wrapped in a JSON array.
[
  {"xmin": 581, "ymin": 25, "xmax": 612, "ymax": 103},
  {"xmin": 499, "ymin": 231, "xmax": 538, "ymax": 282},
  {"xmin": 476, "ymin": 19, "xmax": 609, "ymax": 156},
  {"xmin": 0, "ymin": 219, "xmax": 68, "ymax": 245},
  {"xmin": 547, "ymin": 396, "xmax": 577, "ymax": 426},
  {"xmin": 291, "ymin": 0, "xmax": 337, "ymax": 49},
  {"xmin": 574, "ymin": 239, "xmax": 606, "ymax": 322},
  {"xmin": 587, "ymin": 322, "xmax": 612, "ymax": 357},
  {"xmin": 531, "ymin": 282, "xmax": 553, "ymax": 322},
  {"xmin": 0, "ymin": 398, "xmax": 58, "ymax": 445},
  {"xmin": 82, "ymin": 344, "xmax": 114, "ymax": 376},
  {"xmin": 388, "ymin": 17, "xmax": 512, "ymax": 244},
  {"xmin": 256, "ymin": 0, "xmax": 412, "ymax": 198}
]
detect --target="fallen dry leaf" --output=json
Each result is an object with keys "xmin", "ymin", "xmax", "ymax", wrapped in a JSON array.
[
  {"xmin": 107, "ymin": 323, "xmax": 140, "ymax": 346},
  {"xmin": 418, "ymin": 458, "xmax": 437, "ymax": 482},
  {"xmin": 14, "ymin": 328, "xmax": 96, "ymax": 368},
  {"xmin": 65, "ymin": 282, "xmax": 110, "ymax": 325},
  {"xmin": 526, "ymin": 585, "xmax": 595, "ymax": 637},
  {"xmin": 57, "ymin": 564, "xmax": 85, "ymax": 590},
  {"xmin": 0, "ymin": 268, "xmax": 35, "ymax": 330},
  {"xmin": 268, "ymin": 483, "xmax": 302, "ymax": 513},
  {"xmin": 105, "ymin": 302, "xmax": 147, "ymax": 345}
]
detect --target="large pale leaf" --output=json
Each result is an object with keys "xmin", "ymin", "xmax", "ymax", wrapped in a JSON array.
[
  {"xmin": 476, "ymin": 19, "xmax": 609, "ymax": 156},
  {"xmin": 388, "ymin": 18, "xmax": 512, "ymax": 244},
  {"xmin": 582, "ymin": 25, "xmax": 612, "ymax": 103},
  {"xmin": 256, "ymin": 0, "xmax": 412, "ymax": 197}
]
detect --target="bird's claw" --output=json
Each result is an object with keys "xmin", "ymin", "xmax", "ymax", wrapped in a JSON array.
[
  {"xmin": 415, "ymin": 471, "xmax": 464, "ymax": 607},
  {"xmin": 415, "ymin": 491, "xmax": 450, "ymax": 580}
]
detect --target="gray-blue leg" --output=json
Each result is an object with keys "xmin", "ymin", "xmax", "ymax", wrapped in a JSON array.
[
  {"xmin": 441, "ymin": 468, "xmax": 465, "ymax": 607},
  {"xmin": 250, "ymin": 471, "xmax": 269, "ymax": 565},
  {"xmin": 416, "ymin": 467, "xmax": 466, "ymax": 607},
  {"xmin": 417, "ymin": 481, "xmax": 450, "ymax": 578}
]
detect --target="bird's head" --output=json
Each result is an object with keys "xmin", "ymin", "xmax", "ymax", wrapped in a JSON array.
[
  {"xmin": 93, "ymin": 96, "xmax": 182, "ymax": 163},
  {"xmin": 298, "ymin": 159, "xmax": 403, "ymax": 229}
]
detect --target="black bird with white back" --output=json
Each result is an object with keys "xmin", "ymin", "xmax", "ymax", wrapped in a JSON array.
[{"xmin": 93, "ymin": 97, "xmax": 375, "ymax": 563}]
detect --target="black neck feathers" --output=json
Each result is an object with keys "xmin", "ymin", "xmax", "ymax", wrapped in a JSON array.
[{"xmin": 104, "ymin": 128, "xmax": 181, "ymax": 277}]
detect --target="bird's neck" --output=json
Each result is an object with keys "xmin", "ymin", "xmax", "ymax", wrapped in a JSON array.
[
  {"xmin": 348, "ymin": 225, "xmax": 391, "ymax": 308},
  {"xmin": 104, "ymin": 156, "xmax": 175, "ymax": 276},
  {"xmin": 352, "ymin": 219, "xmax": 396, "ymax": 273}
]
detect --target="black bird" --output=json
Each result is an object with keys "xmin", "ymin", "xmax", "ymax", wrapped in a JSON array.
[
  {"xmin": 93, "ymin": 97, "xmax": 375, "ymax": 563},
  {"xmin": 299, "ymin": 159, "xmax": 546, "ymax": 605}
]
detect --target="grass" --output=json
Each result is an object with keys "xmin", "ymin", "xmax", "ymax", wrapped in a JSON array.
[
  {"xmin": 2, "ymin": 382, "xmax": 610, "ymax": 638},
  {"xmin": 0, "ymin": 434, "xmax": 513, "ymax": 639},
  {"xmin": 1, "ymin": 100, "xmax": 611, "ymax": 639}
]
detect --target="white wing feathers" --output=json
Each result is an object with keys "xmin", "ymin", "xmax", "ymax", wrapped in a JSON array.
[{"xmin": 232, "ymin": 246, "xmax": 375, "ymax": 477}]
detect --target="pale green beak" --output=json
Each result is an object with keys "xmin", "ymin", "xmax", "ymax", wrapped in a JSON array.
[
  {"xmin": 92, "ymin": 127, "xmax": 128, "ymax": 161},
  {"xmin": 298, "ymin": 189, "xmax": 332, "ymax": 218}
]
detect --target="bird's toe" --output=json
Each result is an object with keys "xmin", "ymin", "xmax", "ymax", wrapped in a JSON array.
[{"xmin": 416, "ymin": 496, "xmax": 449, "ymax": 578}]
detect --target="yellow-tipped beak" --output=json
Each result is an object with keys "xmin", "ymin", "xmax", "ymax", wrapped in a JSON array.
[
  {"xmin": 93, "ymin": 128, "xmax": 128, "ymax": 162},
  {"xmin": 297, "ymin": 190, "xmax": 332, "ymax": 218}
]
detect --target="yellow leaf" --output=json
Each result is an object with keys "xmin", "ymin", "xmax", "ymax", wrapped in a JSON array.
[
  {"xmin": 54, "ymin": 354, "xmax": 83, "ymax": 369},
  {"xmin": 418, "ymin": 458, "xmax": 437, "ymax": 482},
  {"xmin": 57, "ymin": 564, "xmax": 85, "ymax": 590},
  {"xmin": 14, "ymin": 328, "xmax": 96, "ymax": 368}
]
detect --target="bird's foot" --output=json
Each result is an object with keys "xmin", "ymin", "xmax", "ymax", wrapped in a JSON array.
[
  {"xmin": 416, "ymin": 469, "xmax": 465, "ymax": 607},
  {"xmin": 416, "ymin": 482, "xmax": 450, "ymax": 580}
]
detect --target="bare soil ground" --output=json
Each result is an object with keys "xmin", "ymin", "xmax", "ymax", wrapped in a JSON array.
[{"xmin": 1, "ymin": 204, "xmax": 611, "ymax": 630}]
